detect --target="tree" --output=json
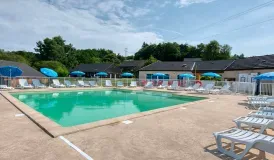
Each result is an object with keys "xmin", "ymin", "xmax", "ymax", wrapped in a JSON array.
[
  {"xmin": 144, "ymin": 55, "xmax": 157, "ymax": 66},
  {"xmin": 0, "ymin": 51, "xmax": 30, "ymax": 64},
  {"xmin": 34, "ymin": 36, "xmax": 74, "ymax": 68},
  {"xmin": 33, "ymin": 61, "xmax": 69, "ymax": 77},
  {"xmin": 231, "ymin": 53, "xmax": 245, "ymax": 59},
  {"xmin": 202, "ymin": 40, "xmax": 221, "ymax": 60},
  {"xmin": 102, "ymin": 53, "xmax": 121, "ymax": 65}
]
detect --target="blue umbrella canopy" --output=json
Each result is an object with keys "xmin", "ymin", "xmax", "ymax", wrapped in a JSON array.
[
  {"xmin": 70, "ymin": 71, "xmax": 85, "ymax": 76},
  {"xmin": 202, "ymin": 72, "xmax": 221, "ymax": 78},
  {"xmin": 0, "ymin": 66, "xmax": 22, "ymax": 77},
  {"xmin": 121, "ymin": 72, "xmax": 133, "ymax": 77},
  {"xmin": 178, "ymin": 73, "xmax": 195, "ymax": 79},
  {"xmin": 254, "ymin": 72, "xmax": 274, "ymax": 80},
  {"xmin": 40, "ymin": 68, "xmax": 58, "ymax": 77},
  {"xmin": 96, "ymin": 72, "xmax": 108, "ymax": 76}
]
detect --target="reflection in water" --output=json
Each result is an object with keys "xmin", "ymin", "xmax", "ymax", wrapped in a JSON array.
[
  {"xmin": 18, "ymin": 95, "xmax": 27, "ymax": 100},
  {"xmin": 52, "ymin": 93, "xmax": 59, "ymax": 98},
  {"xmin": 11, "ymin": 90, "xmax": 204, "ymax": 127}
]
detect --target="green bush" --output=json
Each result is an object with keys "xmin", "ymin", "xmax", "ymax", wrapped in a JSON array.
[{"xmin": 33, "ymin": 61, "xmax": 69, "ymax": 77}]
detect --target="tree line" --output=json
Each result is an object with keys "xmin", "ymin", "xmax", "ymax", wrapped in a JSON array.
[
  {"xmin": 134, "ymin": 41, "xmax": 244, "ymax": 62},
  {"xmin": 0, "ymin": 36, "xmax": 244, "ymax": 76}
]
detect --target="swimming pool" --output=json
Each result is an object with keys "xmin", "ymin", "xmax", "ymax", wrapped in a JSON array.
[{"xmin": 11, "ymin": 89, "xmax": 204, "ymax": 127}]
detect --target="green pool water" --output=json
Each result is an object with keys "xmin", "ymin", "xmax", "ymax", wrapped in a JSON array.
[{"xmin": 11, "ymin": 90, "xmax": 204, "ymax": 127}]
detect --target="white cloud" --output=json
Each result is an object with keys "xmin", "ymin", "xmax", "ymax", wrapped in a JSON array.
[
  {"xmin": 176, "ymin": 0, "xmax": 216, "ymax": 8},
  {"xmin": 0, "ymin": 0, "xmax": 162, "ymax": 54}
]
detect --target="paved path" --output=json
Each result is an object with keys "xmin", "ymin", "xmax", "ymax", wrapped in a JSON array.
[
  {"xmin": 0, "ymin": 95, "xmax": 84, "ymax": 160},
  {"xmin": 0, "ymin": 92, "xmax": 273, "ymax": 160}
]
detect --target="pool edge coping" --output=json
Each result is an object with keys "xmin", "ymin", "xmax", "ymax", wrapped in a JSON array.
[{"xmin": 1, "ymin": 88, "xmax": 210, "ymax": 138}]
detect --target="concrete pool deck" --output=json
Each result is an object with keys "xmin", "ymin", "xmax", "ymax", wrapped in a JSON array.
[{"xmin": 0, "ymin": 88, "xmax": 273, "ymax": 160}]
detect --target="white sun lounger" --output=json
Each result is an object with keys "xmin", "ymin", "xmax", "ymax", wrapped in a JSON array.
[
  {"xmin": 196, "ymin": 83, "xmax": 214, "ymax": 93},
  {"xmin": 234, "ymin": 116, "xmax": 274, "ymax": 134},
  {"xmin": 32, "ymin": 79, "xmax": 46, "ymax": 88},
  {"xmin": 259, "ymin": 107, "xmax": 274, "ymax": 112},
  {"xmin": 248, "ymin": 111, "xmax": 274, "ymax": 119},
  {"xmin": 247, "ymin": 96, "xmax": 270, "ymax": 108},
  {"xmin": 52, "ymin": 79, "xmax": 65, "ymax": 88},
  {"xmin": 0, "ymin": 85, "xmax": 13, "ymax": 90},
  {"xmin": 105, "ymin": 80, "xmax": 113, "ymax": 87},
  {"xmin": 210, "ymin": 85, "xmax": 231, "ymax": 94},
  {"xmin": 19, "ymin": 79, "xmax": 34, "ymax": 89},
  {"xmin": 77, "ymin": 80, "xmax": 90, "ymax": 87},
  {"xmin": 144, "ymin": 81, "xmax": 153, "ymax": 88},
  {"xmin": 167, "ymin": 81, "xmax": 178, "ymax": 90},
  {"xmin": 213, "ymin": 128, "xmax": 274, "ymax": 159},
  {"xmin": 89, "ymin": 81, "xmax": 98, "ymax": 87},
  {"xmin": 129, "ymin": 81, "xmax": 137, "ymax": 87},
  {"xmin": 184, "ymin": 83, "xmax": 199, "ymax": 91},
  {"xmin": 158, "ymin": 81, "xmax": 168, "ymax": 89},
  {"xmin": 117, "ymin": 81, "xmax": 124, "ymax": 87},
  {"xmin": 64, "ymin": 80, "xmax": 76, "ymax": 87}
]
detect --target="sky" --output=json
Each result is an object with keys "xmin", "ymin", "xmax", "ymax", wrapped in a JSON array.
[{"xmin": 0, "ymin": 0, "xmax": 274, "ymax": 56}]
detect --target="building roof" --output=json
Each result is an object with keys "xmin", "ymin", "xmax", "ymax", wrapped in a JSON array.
[
  {"xmin": 195, "ymin": 60, "xmax": 235, "ymax": 72},
  {"xmin": 227, "ymin": 54, "xmax": 274, "ymax": 70},
  {"xmin": 119, "ymin": 60, "xmax": 146, "ymax": 67},
  {"xmin": 139, "ymin": 61, "xmax": 195, "ymax": 71},
  {"xmin": 0, "ymin": 60, "xmax": 44, "ymax": 77},
  {"xmin": 184, "ymin": 58, "xmax": 202, "ymax": 62},
  {"xmin": 72, "ymin": 63, "xmax": 121, "ymax": 73}
]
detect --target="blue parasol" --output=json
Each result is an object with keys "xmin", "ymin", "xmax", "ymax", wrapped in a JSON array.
[
  {"xmin": 202, "ymin": 72, "xmax": 221, "ymax": 78},
  {"xmin": 96, "ymin": 72, "xmax": 108, "ymax": 76},
  {"xmin": 0, "ymin": 66, "xmax": 22, "ymax": 77},
  {"xmin": 70, "ymin": 71, "xmax": 85, "ymax": 77},
  {"xmin": 254, "ymin": 72, "xmax": 274, "ymax": 80},
  {"xmin": 179, "ymin": 73, "xmax": 195, "ymax": 79},
  {"xmin": 40, "ymin": 68, "xmax": 58, "ymax": 77},
  {"xmin": 121, "ymin": 72, "xmax": 133, "ymax": 77}
]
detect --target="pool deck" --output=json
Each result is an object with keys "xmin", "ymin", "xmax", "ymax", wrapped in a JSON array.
[{"xmin": 0, "ymin": 87, "xmax": 273, "ymax": 160}]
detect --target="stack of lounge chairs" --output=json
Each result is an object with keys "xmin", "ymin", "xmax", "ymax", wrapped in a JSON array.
[{"xmin": 213, "ymin": 96, "xmax": 274, "ymax": 159}]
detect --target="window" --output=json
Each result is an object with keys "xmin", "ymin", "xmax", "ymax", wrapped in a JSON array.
[{"xmin": 146, "ymin": 74, "xmax": 152, "ymax": 79}]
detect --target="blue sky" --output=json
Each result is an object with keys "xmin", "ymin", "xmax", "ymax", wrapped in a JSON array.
[{"xmin": 0, "ymin": 0, "xmax": 274, "ymax": 56}]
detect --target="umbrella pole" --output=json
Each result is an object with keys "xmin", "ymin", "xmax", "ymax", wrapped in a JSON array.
[{"xmin": 9, "ymin": 69, "xmax": 11, "ymax": 87}]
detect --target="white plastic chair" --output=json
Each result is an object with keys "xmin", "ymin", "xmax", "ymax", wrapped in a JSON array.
[
  {"xmin": 234, "ymin": 116, "xmax": 274, "ymax": 134},
  {"xmin": 117, "ymin": 81, "xmax": 124, "ymax": 87},
  {"xmin": 144, "ymin": 82, "xmax": 153, "ymax": 88},
  {"xmin": 129, "ymin": 81, "xmax": 137, "ymax": 87},
  {"xmin": 158, "ymin": 81, "xmax": 168, "ymax": 89},
  {"xmin": 0, "ymin": 85, "xmax": 13, "ymax": 90},
  {"xmin": 32, "ymin": 79, "xmax": 46, "ymax": 88},
  {"xmin": 89, "ymin": 81, "xmax": 98, "ymax": 87},
  {"xmin": 184, "ymin": 83, "xmax": 199, "ymax": 91},
  {"xmin": 105, "ymin": 80, "xmax": 113, "ymax": 87},
  {"xmin": 64, "ymin": 80, "xmax": 76, "ymax": 87},
  {"xmin": 213, "ymin": 128, "xmax": 274, "ymax": 159},
  {"xmin": 77, "ymin": 80, "xmax": 90, "ymax": 87},
  {"xmin": 52, "ymin": 79, "xmax": 65, "ymax": 88},
  {"xmin": 19, "ymin": 79, "xmax": 33, "ymax": 89},
  {"xmin": 167, "ymin": 81, "xmax": 178, "ymax": 90}
]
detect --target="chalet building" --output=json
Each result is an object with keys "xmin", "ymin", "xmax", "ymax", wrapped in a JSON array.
[
  {"xmin": 119, "ymin": 60, "xmax": 145, "ymax": 72},
  {"xmin": 223, "ymin": 54, "xmax": 274, "ymax": 82},
  {"xmin": 0, "ymin": 60, "xmax": 44, "ymax": 77},
  {"xmin": 71, "ymin": 63, "xmax": 121, "ymax": 78},
  {"xmin": 138, "ymin": 54, "xmax": 274, "ymax": 81}
]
